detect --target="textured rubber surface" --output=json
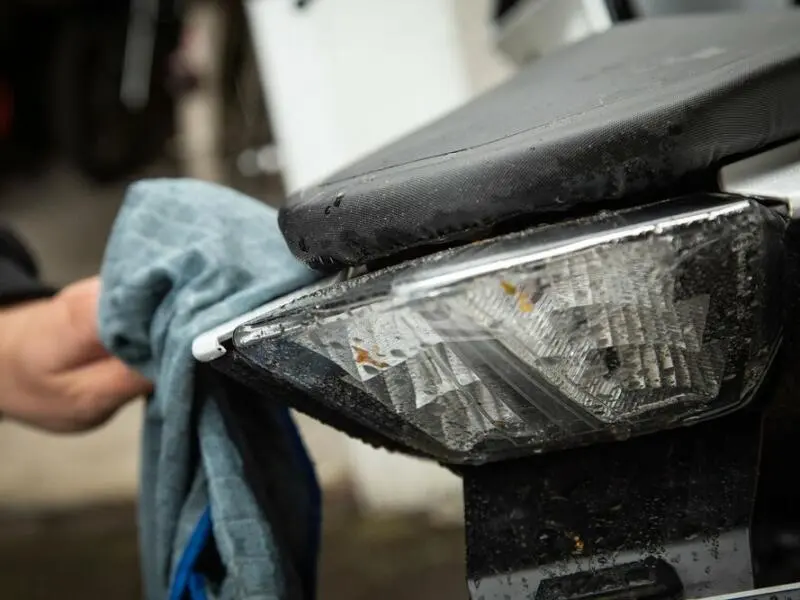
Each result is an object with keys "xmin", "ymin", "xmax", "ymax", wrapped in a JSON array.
[{"xmin": 280, "ymin": 11, "xmax": 800, "ymax": 269}]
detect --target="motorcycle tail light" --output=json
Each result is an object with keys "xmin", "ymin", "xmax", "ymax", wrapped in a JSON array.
[{"xmin": 234, "ymin": 196, "xmax": 786, "ymax": 464}]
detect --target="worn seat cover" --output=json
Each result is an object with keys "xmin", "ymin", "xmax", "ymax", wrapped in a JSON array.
[{"xmin": 279, "ymin": 11, "xmax": 800, "ymax": 269}]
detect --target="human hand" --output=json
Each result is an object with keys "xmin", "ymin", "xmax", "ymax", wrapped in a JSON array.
[{"xmin": 0, "ymin": 276, "xmax": 152, "ymax": 432}]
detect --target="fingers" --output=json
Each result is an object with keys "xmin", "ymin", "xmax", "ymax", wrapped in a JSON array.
[
  {"xmin": 76, "ymin": 357, "xmax": 153, "ymax": 402},
  {"xmin": 64, "ymin": 358, "xmax": 153, "ymax": 430}
]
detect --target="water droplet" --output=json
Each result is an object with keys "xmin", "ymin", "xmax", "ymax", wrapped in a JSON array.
[
  {"xmin": 362, "ymin": 365, "xmax": 381, "ymax": 376},
  {"xmin": 390, "ymin": 349, "xmax": 406, "ymax": 358},
  {"xmin": 333, "ymin": 192, "xmax": 345, "ymax": 207}
]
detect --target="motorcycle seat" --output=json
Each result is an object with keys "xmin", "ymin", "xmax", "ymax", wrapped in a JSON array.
[{"xmin": 279, "ymin": 11, "xmax": 800, "ymax": 270}]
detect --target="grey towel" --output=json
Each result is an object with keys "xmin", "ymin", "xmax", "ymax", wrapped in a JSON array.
[{"xmin": 98, "ymin": 179, "xmax": 321, "ymax": 600}]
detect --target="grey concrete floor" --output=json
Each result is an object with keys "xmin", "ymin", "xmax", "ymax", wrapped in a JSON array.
[{"xmin": 0, "ymin": 492, "xmax": 467, "ymax": 600}]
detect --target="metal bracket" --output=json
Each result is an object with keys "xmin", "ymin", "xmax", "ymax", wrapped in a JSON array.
[{"xmin": 719, "ymin": 138, "xmax": 800, "ymax": 220}]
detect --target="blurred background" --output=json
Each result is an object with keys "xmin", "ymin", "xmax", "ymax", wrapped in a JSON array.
[
  {"xmin": 0, "ymin": 0, "xmax": 514, "ymax": 598},
  {"xmin": 1, "ymin": 0, "xmax": 794, "ymax": 597}
]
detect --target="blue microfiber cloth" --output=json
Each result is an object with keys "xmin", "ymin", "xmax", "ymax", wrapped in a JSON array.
[{"xmin": 98, "ymin": 179, "xmax": 322, "ymax": 600}]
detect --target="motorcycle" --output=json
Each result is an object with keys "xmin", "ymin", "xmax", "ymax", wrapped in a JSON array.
[{"xmin": 193, "ymin": 8, "xmax": 800, "ymax": 600}]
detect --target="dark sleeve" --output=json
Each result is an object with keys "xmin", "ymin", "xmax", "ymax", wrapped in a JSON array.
[{"xmin": 0, "ymin": 222, "xmax": 56, "ymax": 306}]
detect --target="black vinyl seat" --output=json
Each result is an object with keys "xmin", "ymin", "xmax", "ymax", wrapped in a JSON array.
[{"xmin": 279, "ymin": 11, "xmax": 800, "ymax": 269}]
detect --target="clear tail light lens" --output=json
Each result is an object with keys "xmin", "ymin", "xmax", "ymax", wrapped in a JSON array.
[{"xmin": 234, "ymin": 196, "xmax": 786, "ymax": 464}]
